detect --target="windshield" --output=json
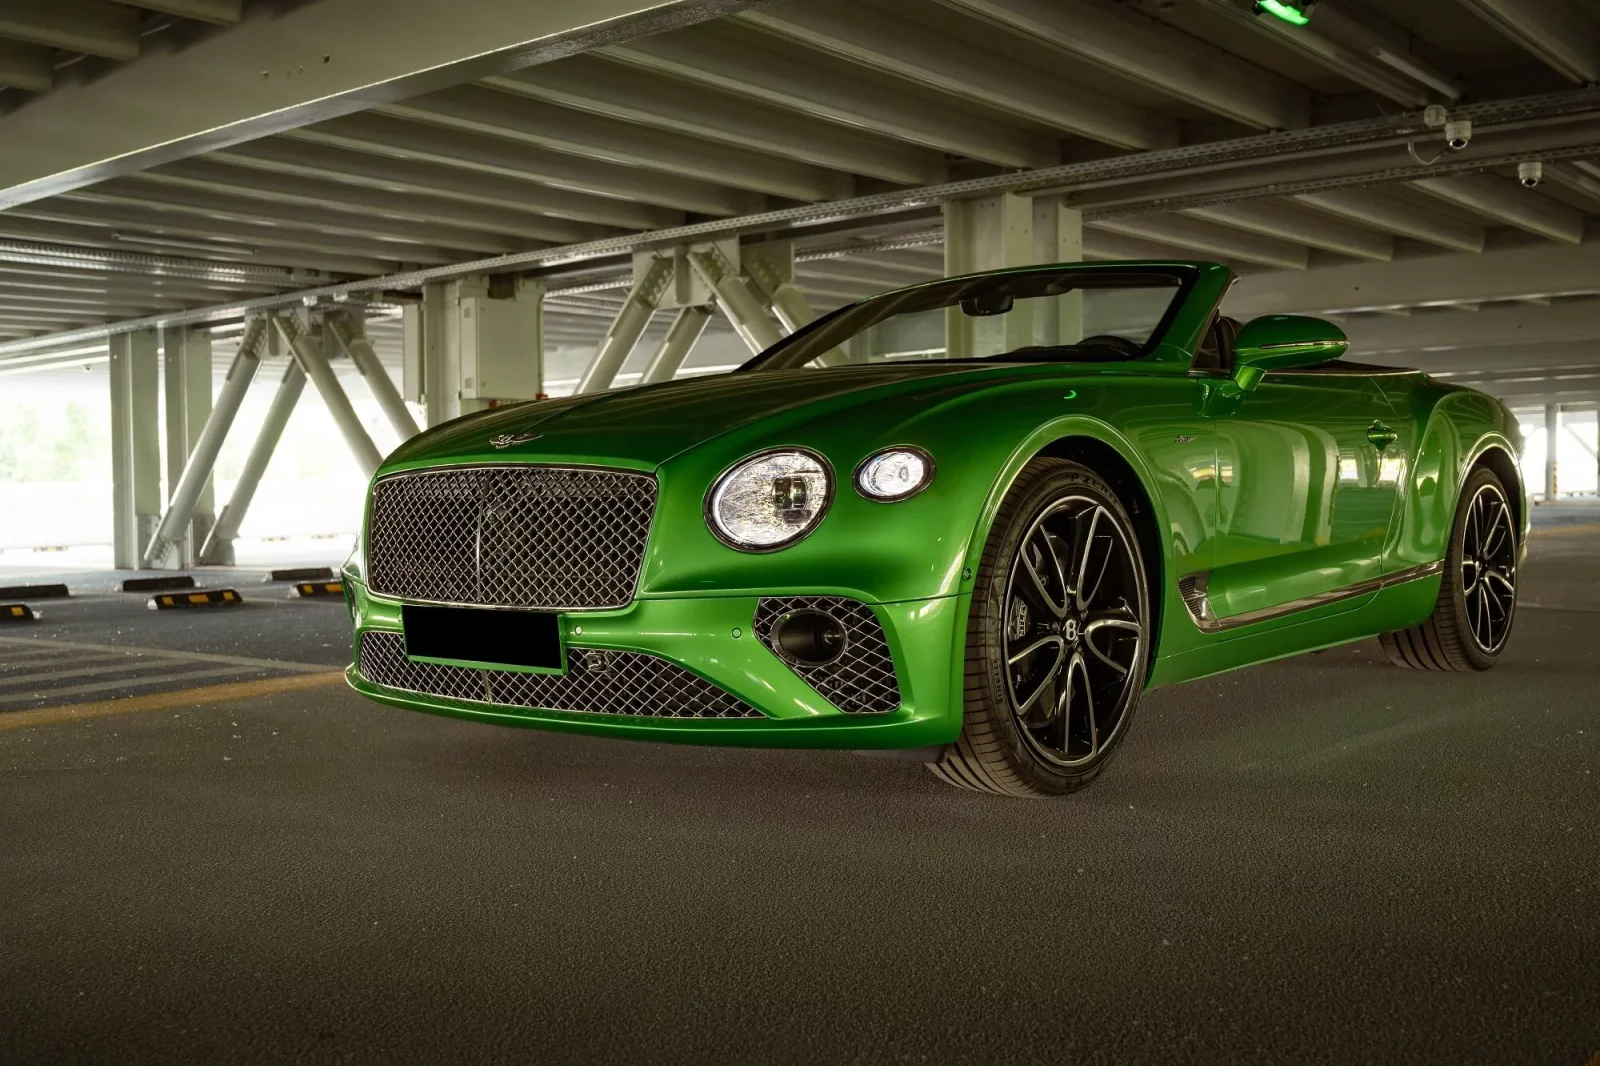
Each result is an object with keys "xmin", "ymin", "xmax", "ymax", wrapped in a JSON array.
[{"xmin": 741, "ymin": 265, "xmax": 1191, "ymax": 372}]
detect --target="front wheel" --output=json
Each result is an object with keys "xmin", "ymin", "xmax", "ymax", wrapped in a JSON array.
[
  {"xmin": 1379, "ymin": 466, "xmax": 1518, "ymax": 671},
  {"xmin": 929, "ymin": 458, "xmax": 1150, "ymax": 797}
]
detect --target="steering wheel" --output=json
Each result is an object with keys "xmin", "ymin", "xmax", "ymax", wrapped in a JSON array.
[{"xmin": 1077, "ymin": 334, "xmax": 1142, "ymax": 357}]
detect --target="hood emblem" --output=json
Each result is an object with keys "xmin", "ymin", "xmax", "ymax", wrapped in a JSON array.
[{"xmin": 489, "ymin": 433, "xmax": 541, "ymax": 449}]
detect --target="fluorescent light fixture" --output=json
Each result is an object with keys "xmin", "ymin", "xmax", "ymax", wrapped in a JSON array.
[{"xmin": 1255, "ymin": 0, "xmax": 1313, "ymax": 25}]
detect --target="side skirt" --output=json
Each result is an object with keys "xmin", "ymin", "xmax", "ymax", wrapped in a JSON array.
[
  {"xmin": 1147, "ymin": 569, "xmax": 1445, "ymax": 690},
  {"xmin": 1178, "ymin": 561, "xmax": 1444, "ymax": 634}
]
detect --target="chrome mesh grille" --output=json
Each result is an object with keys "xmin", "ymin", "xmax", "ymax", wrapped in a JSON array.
[
  {"xmin": 358, "ymin": 630, "xmax": 763, "ymax": 719},
  {"xmin": 366, "ymin": 466, "xmax": 656, "ymax": 609},
  {"xmin": 753, "ymin": 597, "xmax": 901, "ymax": 715}
]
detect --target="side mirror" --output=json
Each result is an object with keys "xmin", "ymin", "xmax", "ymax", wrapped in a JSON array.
[{"xmin": 1230, "ymin": 315, "xmax": 1348, "ymax": 391}]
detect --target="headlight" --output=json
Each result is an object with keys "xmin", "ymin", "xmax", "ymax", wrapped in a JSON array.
[
  {"xmin": 855, "ymin": 447, "xmax": 934, "ymax": 501},
  {"xmin": 707, "ymin": 449, "xmax": 832, "ymax": 551}
]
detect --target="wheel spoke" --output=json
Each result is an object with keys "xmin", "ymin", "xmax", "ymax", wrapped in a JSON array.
[
  {"xmin": 1066, "ymin": 652, "xmax": 1096, "ymax": 758},
  {"xmin": 1482, "ymin": 500, "xmax": 1509, "ymax": 558},
  {"xmin": 1461, "ymin": 557, "xmax": 1480, "ymax": 591},
  {"xmin": 1019, "ymin": 542, "xmax": 1067, "ymax": 619},
  {"xmin": 1476, "ymin": 584, "xmax": 1492, "ymax": 647},
  {"xmin": 1073, "ymin": 507, "xmax": 1111, "ymax": 611},
  {"xmin": 1484, "ymin": 569, "xmax": 1515, "ymax": 597},
  {"xmin": 1014, "ymin": 644, "xmax": 1065, "ymax": 716},
  {"xmin": 1083, "ymin": 614, "xmax": 1140, "ymax": 678},
  {"xmin": 1008, "ymin": 634, "xmax": 1063, "ymax": 667}
]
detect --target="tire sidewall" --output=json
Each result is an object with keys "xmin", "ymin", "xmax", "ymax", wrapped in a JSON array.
[{"xmin": 968, "ymin": 461, "xmax": 1151, "ymax": 794}]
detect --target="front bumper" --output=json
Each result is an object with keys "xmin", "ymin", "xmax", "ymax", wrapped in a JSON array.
[{"xmin": 344, "ymin": 577, "xmax": 969, "ymax": 750}]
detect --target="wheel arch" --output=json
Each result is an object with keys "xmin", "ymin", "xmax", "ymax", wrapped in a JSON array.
[{"xmin": 1469, "ymin": 442, "xmax": 1523, "ymax": 540}]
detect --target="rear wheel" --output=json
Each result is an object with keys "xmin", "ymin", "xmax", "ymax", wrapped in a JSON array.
[
  {"xmin": 1379, "ymin": 467, "xmax": 1517, "ymax": 671},
  {"xmin": 929, "ymin": 459, "xmax": 1150, "ymax": 797}
]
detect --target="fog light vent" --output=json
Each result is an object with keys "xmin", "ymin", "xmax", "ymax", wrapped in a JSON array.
[{"xmin": 753, "ymin": 597, "xmax": 901, "ymax": 715}]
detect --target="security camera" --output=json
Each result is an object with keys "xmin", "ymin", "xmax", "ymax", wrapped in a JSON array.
[
  {"xmin": 1518, "ymin": 160, "xmax": 1543, "ymax": 188},
  {"xmin": 1443, "ymin": 119, "xmax": 1472, "ymax": 151},
  {"xmin": 1423, "ymin": 104, "xmax": 1449, "ymax": 128}
]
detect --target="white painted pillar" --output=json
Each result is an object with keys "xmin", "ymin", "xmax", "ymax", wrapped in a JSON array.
[
  {"xmin": 161, "ymin": 325, "xmax": 214, "ymax": 566},
  {"xmin": 109, "ymin": 329, "xmax": 161, "ymax": 569},
  {"xmin": 943, "ymin": 192, "xmax": 1084, "ymax": 357},
  {"xmin": 1544, "ymin": 403, "xmax": 1559, "ymax": 501}
]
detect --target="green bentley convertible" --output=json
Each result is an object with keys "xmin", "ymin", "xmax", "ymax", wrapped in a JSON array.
[{"xmin": 343, "ymin": 261, "xmax": 1526, "ymax": 797}]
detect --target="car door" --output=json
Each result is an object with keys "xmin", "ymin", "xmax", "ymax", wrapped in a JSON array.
[{"xmin": 1205, "ymin": 366, "xmax": 1404, "ymax": 625}]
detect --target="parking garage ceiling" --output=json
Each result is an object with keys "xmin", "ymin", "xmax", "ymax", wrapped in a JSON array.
[{"xmin": 0, "ymin": 0, "xmax": 1598, "ymax": 408}]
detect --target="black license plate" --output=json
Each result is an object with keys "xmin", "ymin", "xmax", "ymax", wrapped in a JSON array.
[{"xmin": 402, "ymin": 604, "xmax": 563, "ymax": 670}]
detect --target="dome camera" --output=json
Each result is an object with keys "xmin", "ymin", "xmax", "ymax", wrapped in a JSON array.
[
  {"xmin": 1443, "ymin": 119, "xmax": 1472, "ymax": 151},
  {"xmin": 1518, "ymin": 161, "xmax": 1543, "ymax": 188}
]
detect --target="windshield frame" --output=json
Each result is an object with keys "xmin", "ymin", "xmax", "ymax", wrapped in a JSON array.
[{"xmin": 737, "ymin": 262, "xmax": 1200, "ymax": 374}]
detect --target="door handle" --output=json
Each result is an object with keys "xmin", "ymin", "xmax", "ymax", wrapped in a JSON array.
[{"xmin": 1367, "ymin": 422, "xmax": 1398, "ymax": 449}]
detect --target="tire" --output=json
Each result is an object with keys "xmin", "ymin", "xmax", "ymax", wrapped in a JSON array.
[
  {"xmin": 929, "ymin": 458, "xmax": 1151, "ymax": 797},
  {"xmin": 1379, "ymin": 466, "xmax": 1518, "ymax": 671}
]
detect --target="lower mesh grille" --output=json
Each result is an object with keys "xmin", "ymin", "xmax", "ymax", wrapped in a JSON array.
[
  {"xmin": 753, "ymin": 596, "xmax": 901, "ymax": 715},
  {"xmin": 358, "ymin": 630, "xmax": 764, "ymax": 719}
]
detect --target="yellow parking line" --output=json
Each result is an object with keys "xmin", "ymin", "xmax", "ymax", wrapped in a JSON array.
[
  {"xmin": 0, "ymin": 671, "xmax": 346, "ymax": 734},
  {"xmin": 1530, "ymin": 523, "xmax": 1600, "ymax": 537}
]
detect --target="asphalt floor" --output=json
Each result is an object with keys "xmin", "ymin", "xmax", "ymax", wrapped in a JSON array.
[{"xmin": 1, "ymin": 510, "xmax": 1596, "ymax": 1064}]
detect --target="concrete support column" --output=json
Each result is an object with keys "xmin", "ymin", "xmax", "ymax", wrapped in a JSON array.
[
  {"xmin": 576, "ymin": 256, "xmax": 673, "ymax": 394},
  {"xmin": 943, "ymin": 193, "xmax": 1082, "ymax": 357},
  {"xmin": 416, "ymin": 282, "xmax": 456, "ymax": 427},
  {"xmin": 109, "ymin": 329, "xmax": 161, "ymax": 570},
  {"xmin": 198, "ymin": 360, "xmax": 307, "ymax": 565},
  {"xmin": 413, "ymin": 277, "xmax": 544, "ymax": 416},
  {"xmin": 161, "ymin": 326, "xmax": 214, "ymax": 567},
  {"xmin": 141, "ymin": 320, "xmax": 265, "ymax": 568},
  {"xmin": 1033, "ymin": 196, "xmax": 1086, "ymax": 346},
  {"xmin": 640, "ymin": 306, "xmax": 712, "ymax": 385},
  {"xmin": 1544, "ymin": 403, "xmax": 1559, "ymax": 501}
]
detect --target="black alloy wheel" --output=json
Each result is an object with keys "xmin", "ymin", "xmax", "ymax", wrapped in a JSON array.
[
  {"xmin": 1380, "ymin": 465, "xmax": 1518, "ymax": 671},
  {"xmin": 932, "ymin": 458, "xmax": 1150, "ymax": 797}
]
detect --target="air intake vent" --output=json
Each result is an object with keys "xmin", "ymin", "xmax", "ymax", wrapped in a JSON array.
[
  {"xmin": 753, "ymin": 596, "xmax": 901, "ymax": 715},
  {"xmin": 358, "ymin": 631, "xmax": 763, "ymax": 720}
]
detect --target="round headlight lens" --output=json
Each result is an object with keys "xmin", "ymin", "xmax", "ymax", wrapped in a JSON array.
[
  {"xmin": 856, "ymin": 448, "xmax": 933, "ymax": 501},
  {"xmin": 707, "ymin": 449, "xmax": 832, "ymax": 551}
]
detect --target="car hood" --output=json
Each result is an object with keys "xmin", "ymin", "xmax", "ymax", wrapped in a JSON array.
[{"xmin": 383, "ymin": 361, "xmax": 1139, "ymax": 470}]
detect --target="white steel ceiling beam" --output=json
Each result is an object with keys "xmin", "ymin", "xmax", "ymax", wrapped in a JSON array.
[
  {"xmin": 1227, "ymin": 239, "xmax": 1600, "ymax": 316},
  {"xmin": 603, "ymin": 22, "xmax": 1060, "ymax": 167},
  {"xmin": 1089, "ymin": 216, "xmax": 1309, "ymax": 270},
  {"xmin": 382, "ymin": 85, "xmax": 854, "ymax": 201},
  {"xmin": 85, "ymin": 173, "xmax": 621, "ymax": 246},
  {"xmin": 0, "ymin": 38, "xmax": 51, "ymax": 92},
  {"xmin": 1411, "ymin": 175, "xmax": 1586, "ymax": 244},
  {"xmin": 203, "ymin": 140, "xmax": 685, "ymax": 231},
  {"xmin": 0, "ymin": 217, "xmax": 401, "ymax": 276},
  {"xmin": 740, "ymin": 0, "xmax": 1177, "ymax": 151},
  {"xmin": 104, "ymin": 0, "xmax": 241, "ymax": 23},
  {"xmin": 0, "ymin": 0, "xmax": 139, "ymax": 60},
  {"xmin": 288, "ymin": 113, "xmax": 765, "ymax": 217},
  {"xmin": 8, "ymin": 199, "xmax": 490, "ymax": 263},
  {"xmin": 1293, "ymin": 189, "xmax": 1486, "ymax": 253},
  {"xmin": 938, "ymin": 0, "xmax": 1307, "ymax": 130},
  {"xmin": 488, "ymin": 54, "xmax": 948, "ymax": 186},
  {"xmin": 1340, "ymin": 300, "xmax": 1600, "ymax": 352},
  {"xmin": 1184, "ymin": 201, "xmax": 1393, "ymax": 261},
  {"xmin": 1456, "ymin": 0, "xmax": 1600, "ymax": 83},
  {"xmin": 0, "ymin": 0, "xmax": 764, "ymax": 209}
]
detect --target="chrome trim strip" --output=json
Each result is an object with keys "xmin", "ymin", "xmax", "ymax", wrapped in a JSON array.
[{"xmin": 1179, "ymin": 560, "xmax": 1445, "ymax": 633}]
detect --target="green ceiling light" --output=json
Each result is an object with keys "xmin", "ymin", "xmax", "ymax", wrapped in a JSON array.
[{"xmin": 1255, "ymin": 0, "xmax": 1315, "ymax": 25}]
